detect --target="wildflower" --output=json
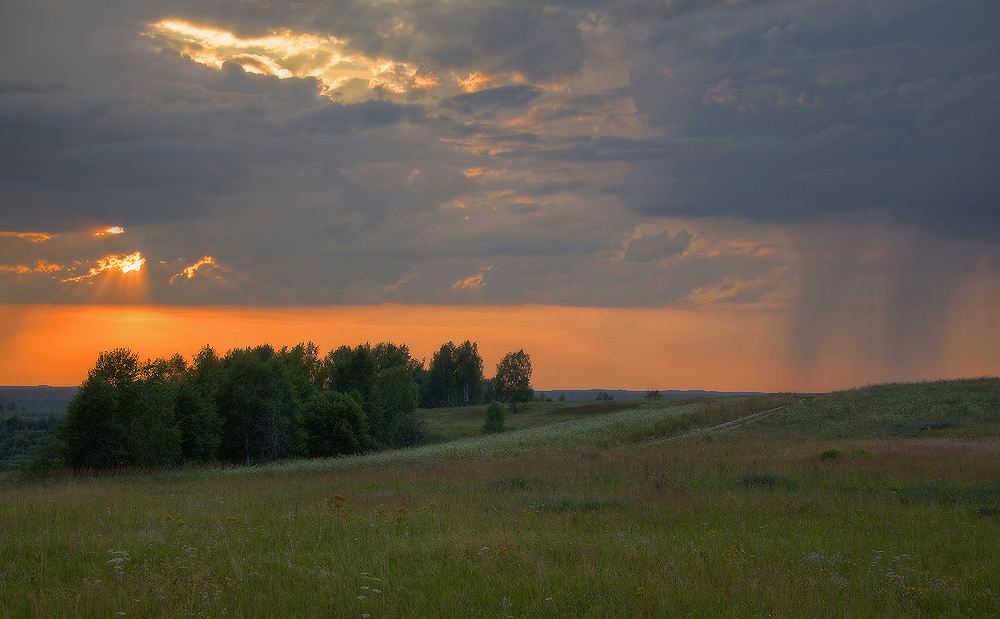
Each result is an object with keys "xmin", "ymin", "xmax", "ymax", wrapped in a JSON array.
[{"xmin": 326, "ymin": 495, "xmax": 346, "ymax": 511}]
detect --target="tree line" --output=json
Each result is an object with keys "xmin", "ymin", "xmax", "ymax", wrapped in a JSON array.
[{"xmin": 57, "ymin": 341, "xmax": 532, "ymax": 471}]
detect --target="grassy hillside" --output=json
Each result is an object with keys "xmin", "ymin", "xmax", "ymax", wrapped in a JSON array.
[{"xmin": 2, "ymin": 378, "xmax": 999, "ymax": 617}]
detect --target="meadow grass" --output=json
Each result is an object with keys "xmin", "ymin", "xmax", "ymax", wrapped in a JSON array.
[{"xmin": 2, "ymin": 379, "xmax": 999, "ymax": 617}]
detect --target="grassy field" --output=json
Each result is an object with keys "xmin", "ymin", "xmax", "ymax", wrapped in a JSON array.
[{"xmin": 2, "ymin": 379, "xmax": 999, "ymax": 617}]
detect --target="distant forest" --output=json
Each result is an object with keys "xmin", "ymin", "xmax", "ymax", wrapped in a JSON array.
[{"xmin": 11, "ymin": 341, "xmax": 533, "ymax": 472}]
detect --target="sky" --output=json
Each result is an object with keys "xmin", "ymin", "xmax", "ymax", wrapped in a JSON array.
[{"xmin": 1, "ymin": 0, "xmax": 999, "ymax": 391}]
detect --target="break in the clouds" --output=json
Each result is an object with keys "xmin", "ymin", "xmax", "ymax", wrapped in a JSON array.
[{"xmin": 1, "ymin": 0, "xmax": 998, "ymax": 321}]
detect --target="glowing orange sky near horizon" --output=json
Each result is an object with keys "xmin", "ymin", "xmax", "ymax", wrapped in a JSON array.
[{"xmin": 2, "ymin": 303, "xmax": 997, "ymax": 393}]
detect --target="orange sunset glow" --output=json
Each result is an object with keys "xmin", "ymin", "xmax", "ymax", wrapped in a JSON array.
[{"xmin": 2, "ymin": 302, "xmax": 997, "ymax": 393}]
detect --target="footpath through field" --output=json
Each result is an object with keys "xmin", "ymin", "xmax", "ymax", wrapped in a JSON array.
[{"xmin": 647, "ymin": 405, "xmax": 789, "ymax": 445}]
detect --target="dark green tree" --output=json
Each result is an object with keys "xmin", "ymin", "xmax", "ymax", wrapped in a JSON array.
[
  {"xmin": 302, "ymin": 390, "xmax": 372, "ymax": 457},
  {"xmin": 141, "ymin": 353, "xmax": 187, "ymax": 384},
  {"xmin": 371, "ymin": 342, "xmax": 414, "ymax": 374},
  {"xmin": 494, "ymin": 349, "xmax": 533, "ymax": 414},
  {"xmin": 424, "ymin": 342, "xmax": 458, "ymax": 408},
  {"xmin": 325, "ymin": 342, "xmax": 422, "ymax": 447},
  {"xmin": 325, "ymin": 344, "xmax": 378, "ymax": 442},
  {"xmin": 61, "ymin": 376, "xmax": 122, "ymax": 469},
  {"xmin": 376, "ymin": 365, "xmax": 422, "ymax": 447},
  {"xmin": 278, "ymin": 342, "xmax": 325, "ymax": 399},
  {"xmin": 182, "ymin": 345, "xmax": 225, "ymax": 461},
  {"xmin": 219, "ymin": 346, "xmax": 304, "ymax": 465},
  {"xmin": 61, "ymin": 348, "xmax": 181, "ymax": 470},
  {"xmin": 483, "ymin": 401, "xmax": 505, "ymax": 434},
  {"xmin": 129, "ymin": 373, "xmax": 182, "ymax": 467},
  {"xmin": 173, "ymin": 381, "xmax": 221, "ymax": 462},
  {"xmin": 189, "ymin": 346, "xmax": 226, "ymax": 403},
  {"xmin": 326, "ymin": 344, "xmax": 377, "ymax": 396},
  {"xmin": 422, "ymin": 340, "xmax": 484, "ymax": 407},
  {"xmin": 454, "ymin": 340, "xmax": 485, "ymax": 406}
]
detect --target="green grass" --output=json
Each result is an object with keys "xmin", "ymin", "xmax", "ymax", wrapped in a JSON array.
[
  {"xmin": 741, "ymin": 377, "xmax": 1000, "ymax": 440},
  {"xmin": 2, "ymin": 379, "xmax": 1000, "ymax": 617},
  {"xmin": 419, "ymin": 399, "xmax": 662, "ymax": 444}
]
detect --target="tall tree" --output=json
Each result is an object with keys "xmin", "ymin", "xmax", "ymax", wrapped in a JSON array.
[
  {"xmin": 189, "ymin": 346, "xmax": 226, "ymax": 405},
  {"xmin": 324, "ymin": 342, "xmax": 418, "ymax": 447},
  {"xmin": 218, "ymin": 346, "xmax": 304, "ymax": 465},
  {"xmin": 302, "ymin": 390, "xmax": 372, "ymax": 457},
  {"xmin": 371, "ymin": 342, "xmax": 413, "ymax": 374},
  {"xmin": 376, "ymin": 365, "xmax": 422, "ymax": 447},
  {"xmin": 325, "ymin": 344, "xmax": 380, "ymax": 440},
  {"xmin": 454, "ymin": 340, "xmax": 485, "ymax": 406},
  {"xmin": 129, "ymin": 369, "xmax": 183, "ymax": 467},
  {"xmin": 61, "ymin": 375, "xmax": 122, "ymax": 469},
  {"xmin": 494, "ymin": 350, "xmax": 533, "ymax": 414},
  {"xmin": 182, "ymin": 345, "xmax": 225, "ymax": 461},
  {"xmin": 424, "ymin": 342, "xmax": 457, "ymax": 408},
  {"xmin": 173, "ymin": 381, "xmax": 220, "ymax": 462},
  {"xmin": 61, "ymin": 348, "xmax": 181, "ymax": 470},
  {"xmin": 278, "ymin": 342, "xmax": 325, "ymax": 399}
]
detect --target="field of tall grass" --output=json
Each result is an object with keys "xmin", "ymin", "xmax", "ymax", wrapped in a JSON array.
[{"xmin": 2, "ymin": 379, "xmax": 999, "ymax": 617}]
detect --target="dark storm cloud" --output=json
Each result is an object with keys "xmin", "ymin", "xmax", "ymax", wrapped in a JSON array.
[
  {"xmin": 0, "ymin": 52, "xmax": 427, "ymax": 233},
  {"xmin": 290, "ymin": 98, "xmax": 424, "ymax": 134},
  {"xmin": 0, "ymin": 85, "xmax": 221, "ymax": 231},
  {"xmin": 1, "ymin": 0, "xmax": 998, "ymax": 314},
  {"xmin": 504, "ymin": 135, "xmax": 678, "ymax": 163},
  {"xmin": 411, "ymin": 6, "xmax": 586, "ymax": 80},
  {"xmin": 0, "ymin": 81, "xmax": 66, "ymax": 95},
  {"xmin": 519, "ymin": 180, "xmax": 590, "ymax": 197},
  {"xmin": 447, "ymin": 85, "xmax": 544, "ymax": 114},
  {"xmin": 618, "ymin": 0, "xmax": 1000, "ymax": 238}
]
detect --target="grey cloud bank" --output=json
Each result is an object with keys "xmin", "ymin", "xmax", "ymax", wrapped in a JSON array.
[{"xmin": 0, "ymin": 0, "xmax": 997, "ymax": 314}]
